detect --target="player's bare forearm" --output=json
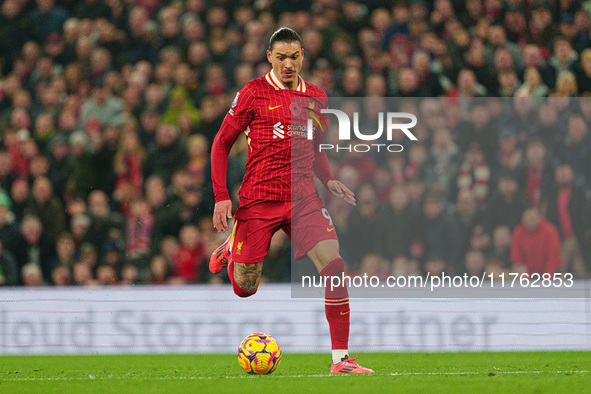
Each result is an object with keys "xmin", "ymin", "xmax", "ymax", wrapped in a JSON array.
[
  {"xmin": 326, "ymin": 180, "xmax": 356, "ymax": 206},
  {"xmin": 213, "ymin": 199, "xmax": 232, "ymax": 232}
]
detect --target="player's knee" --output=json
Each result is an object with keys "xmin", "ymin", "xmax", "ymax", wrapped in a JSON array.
[
  {"xmin": 233, "ymin": 283, "xmax": 257, "ymax": 297},
  {"xmin": 233, "ymin": 277, "xmax": 258, "ymax": 297},
  {"xmin": 234, "ymin": 288, "xmax": 256, "ymax": 297},
  {"xmin": 320, "ymin": 256, "xmax": 345, "ymax": 277}
]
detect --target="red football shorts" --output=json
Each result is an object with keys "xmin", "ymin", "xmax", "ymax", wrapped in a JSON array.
[{"xmin": 230, "ymin": 192, "xmax": 338, "ymax": 264}]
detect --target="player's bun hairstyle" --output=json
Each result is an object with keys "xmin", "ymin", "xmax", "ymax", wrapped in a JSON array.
[{"xmin": 268, "ymin": 27, "xmax": 303, "ymax": 51}]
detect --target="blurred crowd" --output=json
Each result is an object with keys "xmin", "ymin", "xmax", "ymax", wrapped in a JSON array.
[{"xmin": 0, "ymin": 0, "xmax": 590, "ymax": 286}]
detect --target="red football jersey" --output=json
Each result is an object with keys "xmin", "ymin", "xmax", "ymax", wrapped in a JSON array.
[{"xmin": 220, "ymin": 71, "xmax": 329, "ymax": 201}]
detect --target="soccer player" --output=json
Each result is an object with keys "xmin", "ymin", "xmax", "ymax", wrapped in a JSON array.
[{"xmin": 209, "ymin": 27, "xmax": 373, "ymax": 374}]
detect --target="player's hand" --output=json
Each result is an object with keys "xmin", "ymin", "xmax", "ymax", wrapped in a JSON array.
[
  {"xmin": 213, "ymin": 199, "xmax": 232, "ymax": 232},
  {"xmin": 327, "ymin": 180, "xmax": 356, "ymax": 206}
]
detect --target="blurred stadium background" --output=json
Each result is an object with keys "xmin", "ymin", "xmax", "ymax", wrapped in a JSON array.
[{"xmin": 0, "ymin": 0, "xmax": 590, "ymax": 357}]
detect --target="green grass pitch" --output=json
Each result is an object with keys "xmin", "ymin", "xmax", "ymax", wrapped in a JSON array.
[{"xmin": 0, "ymin": 352, "xmax": 589, "ymax": 393}]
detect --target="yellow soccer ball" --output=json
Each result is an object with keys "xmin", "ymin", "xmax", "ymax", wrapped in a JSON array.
[{"xmin": 237, "ymin": 333, "xmax": 282, "ymax": 374}]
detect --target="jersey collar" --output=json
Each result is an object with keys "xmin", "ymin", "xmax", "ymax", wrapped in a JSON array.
[{"xmin": 266, "ymin": 70, "xmax": 306, "ymax": 92}]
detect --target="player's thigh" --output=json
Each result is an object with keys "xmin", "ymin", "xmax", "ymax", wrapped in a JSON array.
[
  {"xmin": 292, "ymin": 194, "xmax": 340, "ymax": 265},
  {"xmin": 231, "ymin": 215, "xmax": 283, "ymax": 265}
]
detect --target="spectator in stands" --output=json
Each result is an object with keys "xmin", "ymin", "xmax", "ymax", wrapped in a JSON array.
[
  {"xmin": 456, "ymin": 103, "xmax": 498, "ymax": 165},
  {"xmin": 0, "ymin": 240, "xmax": 19, "ymax": 286},
  {"xmin": 21, "ymin": 262, "xmax": 44, "ymax": 286},
  {"xmin": 27, "ymin": 176, "xmax": 67, "ymax": 240},
  {"xmin": 161, "ymin": 86, "xmax": 201, "ymax": 136},
  {"xmin": 172, "ymin": 224, "xmax": 205, "ymax": 283},
  {"xmin": 495, "ymin": 130, "xmax": 523, "ymax": 174},
  {"xmin": 54, "ymin": 232, "xmax": 75, "ymax": 268},
  {"xmin": 125, "ymin": 196, "xmax": 153, "ymax": 267},
  {"xmin": 72, "ymin": 261, "xmax": 94, "ymax": 285},
  {"xmin": 412, "ymin": 191, "xmax": 462, "ymax": 274},
  {"xmin": 527, "ymin": 1, "xmax": 557, "ymax": 48},
  {"xmin": 69, "ymin": 213, "xmax": 92, "ymax": 252},
  {"xmin": 46, "ymin": 136, "xmax": 69, "ymax": 197},
  {"xmin": 80, "ymin": 81, "xmax": 126, "ymax": 127},
  {"xmin": 488, "ymin": 225, "xmax": 513, "ymax": 269},
  {"xmin": 120, "ymin": 263, "xmax": 139, "ymax": 285},
  {"xmin": 380, "ymin": 186, "xmax": 416, "ymax": 260},
  {"xmin": 93, "ymin": 124, "xmax": 119, "ymax": 196},
  {"xmin": 518, "ymin": 67, "xmax": 550, "ymax": 97},
  {"xmin": 424, "ymin": 126, "xmax": 462, "ymax": 200},
  {"xmin": 65, "ymin": 131, "xmax": 97, "ymax": 198},
  {"xmin": 146, "ymin": 254, "xmax": 172, "ymax": 285},
  {"xmin": 576, "ymin": 49, "xmax": 591, "ymax": 95},
  {"xmin": 113, "ymin": 130, "xmax": 145, "ymax": 201},
  {"xmin": 549, "ymin": 37, "xmax": 578, "ymax": 76},
  {"xmin": 456, "ymin": 143, "xmax": 490, "ymax": 206},
  {"xmin": 536, "ymin": 101, "xmax": 562, "ymax": 147},
  {"xmin": 0, "ymin": 191, "xmax": 18, "ymax": 248},
  {"xmin": 554, "ymin": 70, "xmax": 578, "ymax": 96},
  {"xmin": 28, "ymin": 0, "xmax": 69, "ymax": 42},
  {"xmin": 497, "ymin": 68, "xmax": 520, "ymax": 97},
  {"xmin": 516, "ymin": 138, "xmax": 555, "ymax": 208},
  {"xmin": 9, "ymin": 178, "xmax": 30, "ymax": 221},
  {"xmin": 74, "ymin": 0, "xmax": 111, "ymax": 20},
  {"xmin": 51, "ymin": 264, "xmax": 72, "ymax": 286},
  {"xmin": 544, "ymin": 163, "xmax": 589, "ymax": 277},
  {"xmin": 510, "ymin": 206, "xmax": 562, "ymax": 275},
  {"xmin": 486, "ymin": 171, "xmax": 529, "ymax": 232},
  {"xmin": 0, "ymin": 152, "xmax": 15, "ymax": 192},
  {"xmin": 194, "ymin": 97, "xmax": 224, "ymax": 146},
  {"xmin": 143, "ymin": 123, "xmax": 188, "ymax": 184},
  {"xmin": 86, "ymin": 190, "xmax": 123, "ymax": 255},
  {"xmin": 95, "ymin": 263, "xmax": 118, "ymax": 285},
  {"xmin": 555, "ymin": 113, "xmax": 591, "ymax": 175},
  {"xmin": 464, "ymin": 249, "xmax": 486, "ymax": 277},
  {"xmin": 79, "ymin": 242, "xmax": 98, "ymax": 268},
  {"xmin": 0, "ymin": 0, "xmax": 32, "ymax": 74},
  {"xmin": 7, "ymin": 214, "xmax": 56, "ymax": 284},
  {"xmin": 404, "ymin": 143, "xmax": 428, "ymax": 183},
  {"xmin": 453, "ymin": 188, "xmax": 489, "ymax": 258},
  {"xmin": 455, "ymin": 68, "xmax": 487, "ymax": 97},
  {"xmin": 344, "ymin": 184, "xmax": 382, "ymax": 269},
  {"xmin": 336, "ymin": 67, "xmax": 364, "ymax": 97}
]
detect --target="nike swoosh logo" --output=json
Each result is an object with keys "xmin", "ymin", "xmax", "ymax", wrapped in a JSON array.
[
  {"xmin": 340, "ymin": 310, "xmax": 350, "ymax": 315},
  {"xmin": 268, "ymin": 105, "xmax": 282, "ymax": 110},
  {"xmin": 327, "ymin": 227, "xmax": 335, "ymax": 232}
]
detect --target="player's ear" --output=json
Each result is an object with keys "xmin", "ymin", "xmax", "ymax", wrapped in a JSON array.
[
  {"xmin": 301, "ymin": 47, "xmax": 305, "ymax": 59},
  {"xmin": 266, "ymin": 50, "xmax": 272, "ymax": 63}
]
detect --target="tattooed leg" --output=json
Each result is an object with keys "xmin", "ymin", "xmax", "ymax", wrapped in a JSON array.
[{"xmin": 234, "ymin": 262, "xmax": 263, "ymax": 293}]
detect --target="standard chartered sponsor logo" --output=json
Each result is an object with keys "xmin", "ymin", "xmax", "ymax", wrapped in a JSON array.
[{"xmin": 272, "ymin": 122, "xmax": 308, "ymax": 139}]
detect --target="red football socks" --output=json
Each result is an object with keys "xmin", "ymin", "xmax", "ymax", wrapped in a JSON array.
[{"xmin": 320, "ymin": 258, "xmax": 350, "ymax": 350}]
